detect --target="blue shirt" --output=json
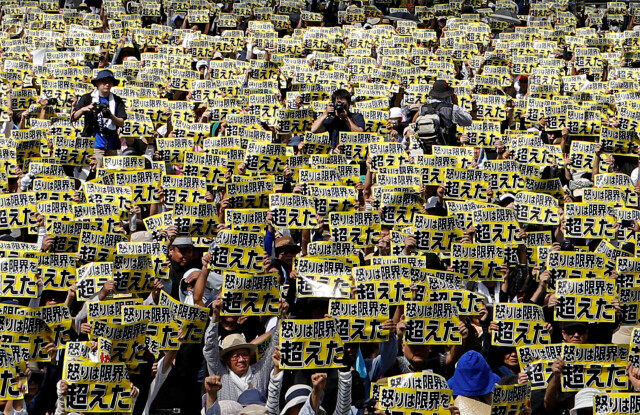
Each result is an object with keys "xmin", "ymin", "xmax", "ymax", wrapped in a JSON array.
[{"xmin": 95, "ymin": 96, "xmax": 118, "ymax": 149}]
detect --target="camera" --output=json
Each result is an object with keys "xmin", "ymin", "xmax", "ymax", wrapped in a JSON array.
[
  {"xmin": 354, "ymin": 399, "xmax": 376, "ymax": 414},
  {"xmin": 92, "ymin": 102, "xmax": 111, "ymax": 117},
  {"xmin": 47, "ymin": 97, "xmax": 59, "ymax": 106},
  {"xmin": 334, "ymin": 101, "xmax": 346, "ymax": 114},
  {"xmin": 560, "ymin": 240, "xmax": 575, "ymax": 251}
]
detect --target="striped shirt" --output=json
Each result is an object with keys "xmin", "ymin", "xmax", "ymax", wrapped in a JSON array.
[{"xmin": 203, "ymin": 320, "xmax": 279, "ymax": 401}]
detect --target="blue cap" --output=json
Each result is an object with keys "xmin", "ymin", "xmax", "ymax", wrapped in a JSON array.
[
  {"xmin": 91, "ymin": 70, "xmax": 120, "ymax": 86},
  {"xmin": 238, "ymin": 388, "xmax": 266, "ymax": 406},
  {"xmin": 447, "ymin": 350, "xmax": 501, "ymax": 396}
]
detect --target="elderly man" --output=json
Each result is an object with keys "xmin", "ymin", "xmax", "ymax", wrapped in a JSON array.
[{"xmin": 203, "ymin": 296, "xmax": 286, "ymax": 401}]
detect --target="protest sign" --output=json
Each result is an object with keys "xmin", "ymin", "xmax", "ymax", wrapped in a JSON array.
[
  {"xmin": 451, "ymin": 243, "xmax": 505, "ymax": 281},
  {"xmin": 546, "ymin": 251, "xmax": 607, "ymax": 288},
  {"xmin": 491, "ymin": 383, "xmax": 531, "ymax": 415},
  {"xmin": 329, "ymin": 210, "xmax": 381, "ymax": 248},
  {"xmin": 491, "ymin": 304, "xmax": 551, "ymax": 346},
  {"xmin": 518, "ymin": 344, "xmax": 562, "ymax": 390},
  {"xmin": 514, "ymin": 191, "xmax": 560, "ymax": 225},
  {"xmin": 220, "ymin": 272, "xmax": 280, "ymax": 316},
  {"xmin": 0, "ymin": 258, "xmax": 39, "ymax": 298},
  {"xmin": 158, "ymin": 291, "xmax": 208, "ymax": 344},
  {"xmin": 279, "ymin": 319, "xmax": 345, "ymax": 369},
  {"xmin": 561, "ymin": 344, "xmax": 628, "ymax": 391},
  {"xmin": 209, "ymin": 230, "xmax": 265, "ymax": 273},
  {"xmin": 564, "ymin": 203, "xmax": 616, "ymax": 239},
  {"xmin": 62, "ymin": 359, "xmax": 134, "ymax": 413},
  {"xmin": 269, "ymin": 194, "xmax": 318, "ymax": 230},
  {"xmin": 554, "ymin": 278, "xmax": 617, "ymax": 322},
  {"xmin": 472, "ymin": 207, "xmax": 523, "ymax": 245},
  {"xmin": 328, "ymin": 299, "xmax": 390, "ymax": 342},
  {"xmin": 379, "ymin": 386, "xmax": 453, "ymax": 415},
  {"xmin": 403, "ymin": 301, "xmax": 462, "ymax": 345},
  {"xmin": 594, "ymin": 393, "xmax": 640, "ymax": 415}
]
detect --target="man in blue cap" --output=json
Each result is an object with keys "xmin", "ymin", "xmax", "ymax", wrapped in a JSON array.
[{"xmin": 71, "ymin": 69, "xmax": 127, "ymax": 168}]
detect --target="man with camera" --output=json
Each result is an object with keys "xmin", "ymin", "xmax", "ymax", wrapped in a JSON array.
[
  {"xmin": 310, "ymin": 89, "xmax": 365, "ymax": 149},
  {"xmin": 71, "ymin": 70, "xmax": 127, "ymax": 168}
]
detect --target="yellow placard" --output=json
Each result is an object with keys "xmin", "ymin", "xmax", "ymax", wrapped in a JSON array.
[
  {"xmin": 279, "ymin": 319, "xmax": 345, "ymax": 370},
  {"xmin": 220, "ymin": 272, "xmax": 280, "ymax": 316},
  {"xmin": 403, "ymin": 301, "xmax": 462, "ymax": 345},
  {"xmin": 491, "ymin": 304, "xmax": 552, "ymax": 346},
  {"xmin": 554, "ymin": 279, "xmax": 617, "ymax": 322}
]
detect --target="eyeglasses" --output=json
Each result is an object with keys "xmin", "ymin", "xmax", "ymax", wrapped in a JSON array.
[{"xmin": 229, "ymin": 351, "xmax": 250, "ymax": 361}]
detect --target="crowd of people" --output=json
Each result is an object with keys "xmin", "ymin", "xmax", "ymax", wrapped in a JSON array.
[{"xmin": 2, "ymin": 0, "xmax": 640, "ymax": 414}]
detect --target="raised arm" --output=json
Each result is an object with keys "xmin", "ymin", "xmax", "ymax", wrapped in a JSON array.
[
  {"xmin": 252, "ymin": 301, "xmax": 287, "ymax": 388},
  {"xmin": 192, "ymin": 252, "xmax": 212, "ymax": 307},
  {"xmin": 310, "ymin": 103, "xmax": 333, "ymax": 133},
  {"xmin": 265, "ymin": 347, "xmax": 284, "ymax": 415},
  {"xmin": 203, "ymin": 297, "xmax": 223, "ymax": 376},
  {"xmin": 334, "ymin": 368, "xmax": 353, "ymax": 415},
  {"xmin": 368, "ymin": 321, "xmax": 399, "ymax": 382}
]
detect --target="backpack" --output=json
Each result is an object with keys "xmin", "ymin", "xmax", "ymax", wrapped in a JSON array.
[{"xmin": 414, "ymin": 102, "xmax": 455, "ymax": 150}]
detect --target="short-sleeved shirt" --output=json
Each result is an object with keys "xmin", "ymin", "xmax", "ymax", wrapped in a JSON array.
[
  {"xmin": 322, "ymin": 112, "xmax": 366, "ymax": 148},
  {"xmin": 74, "ymin": 92, "xmax": 127, "ymax": 150}
]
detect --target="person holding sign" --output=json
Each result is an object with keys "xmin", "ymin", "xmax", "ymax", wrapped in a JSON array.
[
  {"xmin": 71, "ymin": 70, "xmax": 127, "ymax": 169},
  {"xmin": 310, "ymin": 89, "xmax": 365, "ymax": 149},
  {"xmin": 544, "ymin": 322, "xmax": 589, "ymax": 414},
  {"xmin": 203, "ymin": 295, "xmax": 286, "ymax": 401},
  {"xmin": 385, "ymin": 315, "xmax": 469, "ymax": 379}
]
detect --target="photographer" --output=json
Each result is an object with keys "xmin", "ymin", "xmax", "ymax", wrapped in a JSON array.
[
  {"xmin": 310, "ymin": 88, "xmax": 365, "ymax": 149},
  {"xmin": 71, "ymin": 70, "xmax": 127, "ymax": 168}
]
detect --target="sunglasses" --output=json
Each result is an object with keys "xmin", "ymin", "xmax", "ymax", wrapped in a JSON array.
[{"xmin": 564, "ymin": 327, "xmax": 587, "ymax": 336}]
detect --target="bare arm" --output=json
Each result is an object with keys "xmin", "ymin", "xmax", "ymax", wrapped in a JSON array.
[
  {"xmin": 310, "ymin": 103, "xmax": 334, "ymax": 133},
  {"xmin": 592, "ymin": 143, "xmax": 602, "ymax": 177},
  {"xmin": 192, "ymin": 252, "xmax": 212, "ymax": 307},
  {"xmin": 108, "ymin": 109, "xmax": 125, "ymax": 128},
  {"xmin": 301, "ymin": 228, "xmax": 311, "ymax": 257},
  {"xmin": 310, "ymin": 373, "xmax": 327, "ymax": 414},
  {"xmin": 544, "ymin": 358, "xmax": 563, "ymax": 412},
  {"xmin": 71, "ymin": 103, "xmax": 93, "ymax": 122},
  {"xmin": 445, "ymin": 320, "xmax": 469, "ymax": 366}
]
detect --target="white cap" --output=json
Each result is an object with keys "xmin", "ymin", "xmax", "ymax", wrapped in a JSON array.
[
  {"xmin": 179, "ymin": 268, "xmax": 201, "ymax": 303},
  {"xmin": 570, "ymin": 388, "xmax": 601, "ymax": 415},
  {"xmin": 196, "ymin": 59, "xmax": 209, "ymax": 69},
  {"xmin": 389, "ymin": 107, "xmax": 402, "ymax": 119},
  {"xmin": 499, "ymin": 193, "xmax": 515, "ymax": 203}
]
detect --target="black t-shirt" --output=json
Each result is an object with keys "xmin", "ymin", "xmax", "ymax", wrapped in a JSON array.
[
  {"xmin": 151, "ymin": 344, "xmax": 203, "ymax": 412},
  {"xmin": 217, "ymin": 317, "xmax": 265, "ymax": 348},
  {"xmin": 322, "ymin": 112, "xmax": 366, "ymax": 149},
  {"xmin": 73, "ymin": 92, "xmax": 127, "ymax": 141},
  {"xmin": 385, "ymin": 355, "xmax": 449, "ymax": 378}
]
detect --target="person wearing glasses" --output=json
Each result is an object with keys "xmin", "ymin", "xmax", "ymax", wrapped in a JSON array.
[{"xmin": 203, "ymin": 295, "xmax": 288, "ymax": 402}]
